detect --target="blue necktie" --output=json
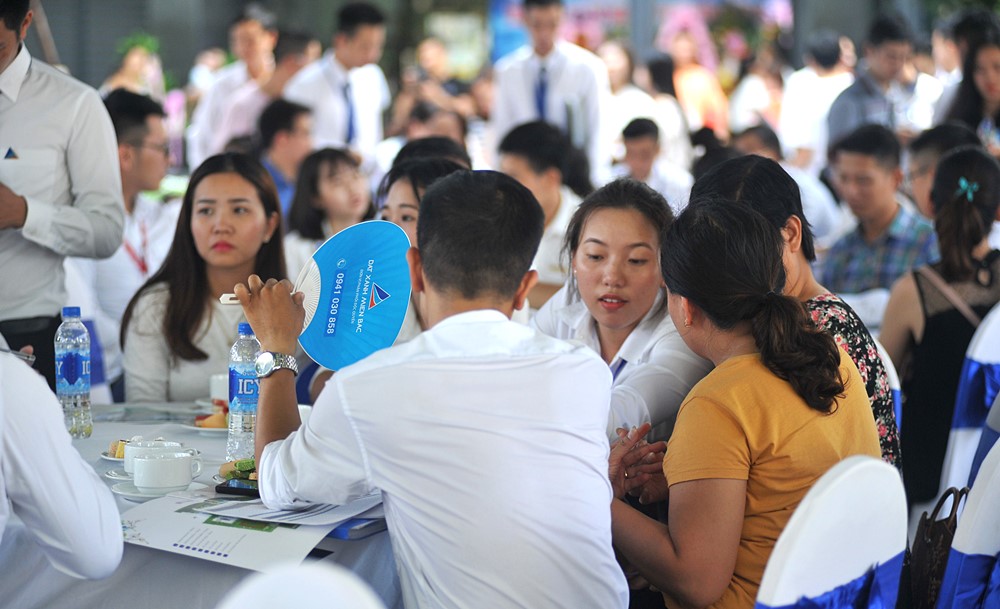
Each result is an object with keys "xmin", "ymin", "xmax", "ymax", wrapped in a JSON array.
[
  {"xmin": 535, "ymin": 65, "xmax": 548, "ymax": 122},
  {"xmin": 343, "ymin": 82, "xmax": 356, "ymax": 144}
]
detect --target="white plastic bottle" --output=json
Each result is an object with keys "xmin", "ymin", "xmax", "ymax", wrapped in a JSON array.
[
  {"xmin": 54, "ymin": 306, "xmax": 93, "ymax": 438},
  {"xmin": 226, "ymin": 322, "xmax": 261, "ymax": 461}
]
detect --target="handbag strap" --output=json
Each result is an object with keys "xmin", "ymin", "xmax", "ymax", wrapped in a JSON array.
[
  {"xmin": 916, "ymin": 266, "xmax": 982, "ymax": 328},
  {"xmin": 928, "ymin": 487, "xmax": 969, "ymax": 523}
]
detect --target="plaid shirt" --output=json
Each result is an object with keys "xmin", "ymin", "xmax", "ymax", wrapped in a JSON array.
[{"xmin": 818, "ymin": 205, "xmax": 939, "ymax": 294}]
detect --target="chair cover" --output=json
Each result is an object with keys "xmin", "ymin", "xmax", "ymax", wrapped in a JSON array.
[
  {"xmin": 873, "ymin": 338, "xmax": 903, "ymax": 433},
  {"xmin": 215, "ymin": 561, "xmax": 387, "ymax": 609},
  {"xmin": 969, "ymin": 396, "xmax": 1000, "ymax": 487},
  {"xmin": 754, "ymin": 456, "xmax": 907, "ymax": 609},
  {"xmin": 940, "ymin": 306, "xmax": 1000, "ymax": 497},
  {"xmin": 936, "ymin": 441, "xmax": 1000, "ymax": 609}
]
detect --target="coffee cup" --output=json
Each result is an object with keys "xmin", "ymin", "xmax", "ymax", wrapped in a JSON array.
[
  {"xmin": 124, "ymin": 440, "xmax": 195, "ymax": 474},
  {"xmin": 132, "ymin": 451, "xmax": 203, "ymax": 494}
]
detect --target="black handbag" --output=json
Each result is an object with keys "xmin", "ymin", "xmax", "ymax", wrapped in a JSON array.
[{"xmin": 901, "ymin": 487, "xmax": 969, "ymax": 609}]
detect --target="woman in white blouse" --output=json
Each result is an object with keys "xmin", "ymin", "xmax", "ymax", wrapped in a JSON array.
[
  {"xmin": 533, "ymin": 178, "xmax": 711, "ymax": 442},
  {"xmin": 121, "ymin": 153, "xmax": 284, "ymax": 402}
]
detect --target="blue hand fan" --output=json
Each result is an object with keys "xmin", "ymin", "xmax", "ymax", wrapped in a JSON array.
[{"xmin": 294, "ymin": 221, "xmax": 411, "ymax": 371}]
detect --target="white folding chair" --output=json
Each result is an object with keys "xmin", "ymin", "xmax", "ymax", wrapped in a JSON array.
[
  {"xmin": 939, "ymin": 305, "xmax": 1000, "ymax": 496},
  {"xmin": 873, "ymin": 338, "xmax": 903, "ymax": 433},
  {"xmin": 215, "ymin": 562, "xmax": 387, "ymax": 609},
  {"xmin": 754, "ymin": 456, "xmax": 907, "ymax": 609},
  {"xmin": 935, "ymin": 440, "xmax": 1000, "ymax": 609}
]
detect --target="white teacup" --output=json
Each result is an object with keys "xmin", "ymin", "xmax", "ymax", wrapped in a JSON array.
[
  {"xmin": 133, "ymin": 452, "xmax": 203, "ymax": 494},
  {"xmin": 124, "ymin": 440, "xmax": 195, "ymax": 474},
  {"xmin": 210, "ymin": 373, "xmax": 228, "ymax": 409}
]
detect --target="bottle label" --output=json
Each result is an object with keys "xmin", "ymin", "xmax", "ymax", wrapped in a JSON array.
[
  {"xmin": 229, "ymin": 365, "xmax": 259, "ymax": 412},
  {"xmin": 55, "ymin": 350, "xmax": 90, "ymax": 393}
]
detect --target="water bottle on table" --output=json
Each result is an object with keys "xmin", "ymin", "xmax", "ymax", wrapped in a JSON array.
[
  {"xmin": 54, "ymin": 306, "xmax": 93, "ymax": 438},
  {"xmin": 227, "ymin": 322, "xmax": 261, "ymax": 461}
]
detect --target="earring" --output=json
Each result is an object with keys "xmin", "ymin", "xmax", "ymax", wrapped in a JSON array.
[{"xmin": 684, "ymin": 319, "xmax": 692, "ymax": 328}]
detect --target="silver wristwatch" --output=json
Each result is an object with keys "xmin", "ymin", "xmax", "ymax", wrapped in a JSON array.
[{"xmin": 255, "ymin": 352, "xmax": 299, "ymax": 378}]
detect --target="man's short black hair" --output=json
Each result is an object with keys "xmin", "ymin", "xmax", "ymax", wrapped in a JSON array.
[
  {"xmin": 951, "ymin": 8, "xmax": 1000, "ymax": 50},
  {"xmin": 622, "ymin": 118, "xmax": 659, "ymax": 142},
  {"xmin": 909, "ymin": 122, "xmax": 981, "ymax": 160},
  {"xmin": 831, "ymin": 124, "xmax": 901, "ymax": 169},
  {"xmin": 231, "ymin": 3, "xmax": 277, "ymax": 32},
  {"xmin": 868, "ymin": 13, "xmax": 912, "ymax": 48},
  {"xmin": 274, "ymin": 30, "xmax": 313, "ymax": 62},
  {"xmin": 393, "ymin": 136, "xmax": 471, "ymax": 168},
  {"xmin": 103, "ymin": 88, "xmax": 166, "ymax": 145},
  {"xmin": 258, "ymin": 98, "xmax": 311, "ymax": 150},
  {"xmin": 417, "ymin": 170, "xmax": 544, "ymax": 299},
  {"xmin": 498, "ymin": 121, "xmax": 568, "ymax": 174},
  {"xmin": 806, "ymin": 29, "xmax": 842, "ymax": 69},
  {"xmin": 0, "ymin": 0, "xmax": 29, "ymax": 33},
  {"xmin": 734, "ymin": 124, "xmax": 782, "ymax": 158},
  {"xmin": 337, "ymin": 3, "xmax": 385, "ymax": 36}
]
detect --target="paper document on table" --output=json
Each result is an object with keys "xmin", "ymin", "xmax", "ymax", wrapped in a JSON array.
[
  {"xmin": 201, "ymin": 492, "xmax": 382, "ymax": 526},
  {"xmin": 121, "ymin": 495, "xmax": 335, "ymax": 572}
]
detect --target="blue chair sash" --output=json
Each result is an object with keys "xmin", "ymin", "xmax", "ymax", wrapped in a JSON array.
[
  {"xmin": 754, "ymin": 552, "xmax": 904, "ymax": 609},
  {"xmin": 953, "ymin": 359, "xmax": 999, "ymax": 429},
  {"xmin": 936, "ymin": 548, "xmax": 1000, "ymax": 609}
]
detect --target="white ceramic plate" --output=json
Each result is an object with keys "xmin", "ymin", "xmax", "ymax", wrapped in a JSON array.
[
  {"xmin": 104, "ymin": 469, "xmax": 131, "ymax": 480},
  {"xmin": 178, "ymin": 423, "xmax": 227, "ymax": 436},
  {"xmin": 111, "ymin": 481, "xmax": 208, "ymax": 503},
  {"xmin": 100, "ymin": 451, "xmax": 125, "ymax": 463}
]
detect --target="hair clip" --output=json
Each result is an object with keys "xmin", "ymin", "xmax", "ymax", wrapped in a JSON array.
[{"xmin": 956, "ymin": 177, "xmax": 980, "ymax": 202}]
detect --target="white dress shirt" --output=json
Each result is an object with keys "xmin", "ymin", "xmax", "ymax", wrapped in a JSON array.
[
  {"xmin": 781, "ymin": 162, "xmax": 840, "ymax": 242},
  {"xmin": 284, "ymin": 52, "xmax": 390, "ymax": 162},
  {"xmin": 492, "ymin": 41, "xmax": 611, "ymax": 183},
  {"xmin": 532, "ymin": 285, "xmax": 712, "ymax": 442},
  {"xmin": 260, "ymin": 309, "xmax": 628, "ymax": 609},
  {"xmin": 211, "ymin": 79, "xmax": 273, "ymax": 155},
  {"xmin": 778, "ymin": 67, "xmax": 854, "ymax": 177},
  {"xmin": 612, "ymin": 161, "xmax": 693, "ymax": 216},
  {"xmin": 0, "ymin": 45, "xmax": 124, "ymax": 322},
  {"xmin": 533, "ymin": 185, "xmax": 580, "ymax": 286},
  {"xmin": 123, "ymin": 283, "xmax": 246, "ymax": 402},
  {"xmin": 186, "ymin": 61, "xmax": 251, "ymax": 168},
  {"xmin": 0, "ymin": 353, "xmax": 122, "ymax": 579},
  {"xmin": 67, "ymin": 195, "xmax": 180, "ymax": 381}
]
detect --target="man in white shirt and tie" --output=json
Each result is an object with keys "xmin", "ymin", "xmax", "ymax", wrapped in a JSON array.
[
  {"xmin": 284, "ymin": 2, "xmax": 390, "ymax": 165},
  {"xmin": 67, "ymin": 89, "xmax": 178, "ymax": 402},
  {"xmin": 492, "ymin": 0, "xmax": 611, "ymax": 183},
  {"xmin": 0, "ymin": 2, "xmax": 124, "ymax": 389},
  {"xmin": 235, "ymin": 170, "xmax": 629, "ymax": 609}
]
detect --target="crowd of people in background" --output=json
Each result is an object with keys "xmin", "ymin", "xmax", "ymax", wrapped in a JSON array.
[{"xmin": 3, "ymin": 0, "xmax": 1000, "ymax": 607}]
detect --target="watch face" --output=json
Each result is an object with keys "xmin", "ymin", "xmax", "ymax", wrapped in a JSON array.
[{"xmin": 255, "ymin": 351, "xmax": 275, "ymax": 378}]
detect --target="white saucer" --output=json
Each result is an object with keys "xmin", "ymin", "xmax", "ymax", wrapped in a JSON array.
[
  {"xmin": 112, "ymin": 481, "xmax": 208, "ymax": 503},
  {"xmin": 100, "ymin": 451, "xmax": 125, "ymax": 463},
  {"xmin": 105, "ymin": 469, "xmax": 131, "ymax": 480},
  {"xmin": 178, "ymin": 423, "xmax": 227, "ymax": 436}
]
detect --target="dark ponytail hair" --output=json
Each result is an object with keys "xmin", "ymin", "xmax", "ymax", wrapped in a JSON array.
[
  {"xmin": 691, "ymin": 155, "xmax": 817, "ymax": 261},
  {"xmin": 662, "ymin": 199, "xmax": 845, "ymax": 412},
  {"xmin": 930, "ymin": 146, "xmax": 1000, "ymax": 282}
]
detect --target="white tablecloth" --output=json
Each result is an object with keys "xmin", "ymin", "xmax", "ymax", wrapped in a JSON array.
[{"xmin": 0, "ymin": 404, "xmax": 402, "ymax": 609}]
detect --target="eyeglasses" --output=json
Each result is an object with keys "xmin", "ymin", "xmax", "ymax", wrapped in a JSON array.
[{"xmin": 131, "ymin": 141, "xmax": 170, "ymax": 157}]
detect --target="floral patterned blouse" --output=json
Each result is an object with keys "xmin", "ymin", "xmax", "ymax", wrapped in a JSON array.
[{"xmin": 806, "ymin": 293, "xmax": 902, "ymax": 469}]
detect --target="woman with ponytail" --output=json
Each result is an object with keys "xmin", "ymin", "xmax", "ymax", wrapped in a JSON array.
[
  {"xmin": 609, "ymin": 200, "xmax": 880, "ymax": 609},
  {"xmin": 880, "ymin": 146, "xmax": 1000, "ymax": 505}
]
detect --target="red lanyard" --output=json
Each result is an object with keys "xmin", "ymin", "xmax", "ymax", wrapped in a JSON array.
[{"xmin": 123, "ymin": 220, "xmax": 149, "ymax": 276}]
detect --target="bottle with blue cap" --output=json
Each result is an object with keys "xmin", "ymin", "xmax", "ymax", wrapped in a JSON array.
[
  {"xmin": 227, "ymin": 322, "xmax": 261, "ymax": 461},
  {"xmin": 54, "ymin": 306, "xmax": 92, "ymax": 438}
]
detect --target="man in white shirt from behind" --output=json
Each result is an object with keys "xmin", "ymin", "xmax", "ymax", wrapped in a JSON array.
[
  {"xmin": 492, "ymin": 0, "xmax": 611, "ymax": 184},
  {"xmin": 67, "ymin": 89, "xmax": 178, "ymax": 401},
  {"xmin": 236, "ymin": 170, "xmax": 628, "ymax": 609},
  {"xmin": 284, "ymin": 2, "xmax": 390, "ymax": 165},
  {"xmin": 0, "ymin": 340, "xmax": 122, "ymax": 579},
  {"xmin": 186, "ymin": 5, "xmax": 278, "ymax": 168}
]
